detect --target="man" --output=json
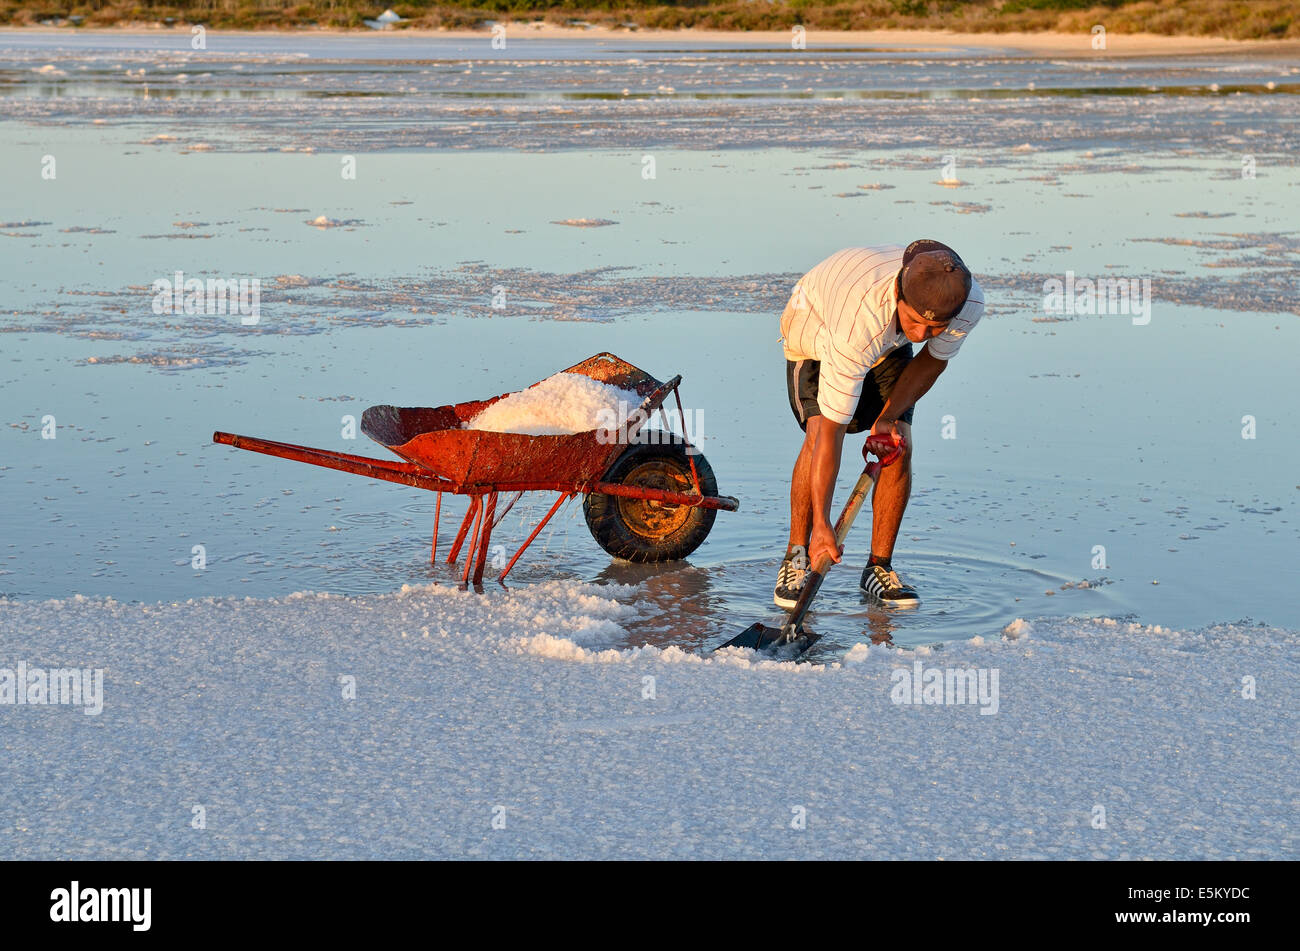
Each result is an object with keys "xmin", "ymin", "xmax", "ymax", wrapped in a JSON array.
[{"xmin": 775, "ymin": 239, "xmax": 985, "ymax": 609}]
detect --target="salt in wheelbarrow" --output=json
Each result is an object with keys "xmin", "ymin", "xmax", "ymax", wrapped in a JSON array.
[{"xmin": 213, "ymin": 353, "xmax": 738, "ymax": 586}]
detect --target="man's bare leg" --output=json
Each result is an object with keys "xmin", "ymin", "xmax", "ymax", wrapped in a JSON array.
[{"xmin": 870, "ymin": 420, "xmax": 912, "ymax": 561}]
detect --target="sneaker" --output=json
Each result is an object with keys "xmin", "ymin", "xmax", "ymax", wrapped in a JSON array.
[
  {"xmin": 773, "ymin": 545, "xmax": 810, "ymax": 609},
  {"xmin": 861, "ymin": 563, "xmax": 920, "ymax": 607}
]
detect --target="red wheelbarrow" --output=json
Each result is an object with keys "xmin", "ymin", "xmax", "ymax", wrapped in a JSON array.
[{"xmin": 213, "ymin": 353, "xmax": 738, "ymax": 586}]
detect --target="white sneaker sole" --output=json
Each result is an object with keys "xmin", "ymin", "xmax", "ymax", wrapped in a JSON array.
[
  {"xmin": 773, "ymin": 591, "xmax": 800, "ymax": 610},
  {"xmin": 861, "ymin": 586, "xmax": 921, "ymax": 608}
]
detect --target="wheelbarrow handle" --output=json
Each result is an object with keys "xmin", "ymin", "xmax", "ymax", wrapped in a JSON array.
[{"xmin": 863, "ymin": 431, "xmax": 906, "ymax": 477}]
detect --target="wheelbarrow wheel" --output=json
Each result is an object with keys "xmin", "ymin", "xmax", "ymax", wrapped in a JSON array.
[{"xmin": 583, "ymin": 437, "xmax": 718, "ymax": 563}]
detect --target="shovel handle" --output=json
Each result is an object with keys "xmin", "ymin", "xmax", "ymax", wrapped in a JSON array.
[
  {"xmin": 781, "ymin": 466, "xmax": 878, "ymax": 638},
  {"xmin": 863, "ymin": 430, "xmax": 906, "ymax": 477}
]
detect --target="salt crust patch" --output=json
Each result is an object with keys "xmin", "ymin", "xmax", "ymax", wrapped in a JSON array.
[{"xmin": 1, "ymin": 586, "xmax": 1284, "ymax": 675}]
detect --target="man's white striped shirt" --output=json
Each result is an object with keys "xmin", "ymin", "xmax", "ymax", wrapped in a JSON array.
[{"xmin": 780, "ymin": 245, "xmax": 985, "ymax": 424}]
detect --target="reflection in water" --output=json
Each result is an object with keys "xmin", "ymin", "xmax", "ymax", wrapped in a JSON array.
[
  {"xmin": 594, "ymin": 560, "xmax": 720, "ymax": 651},
  {"xmin": 858, "ymin": 609, "xmax": 899, "ymax": 648}
]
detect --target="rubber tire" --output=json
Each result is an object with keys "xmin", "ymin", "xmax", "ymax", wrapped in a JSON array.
[{"xmin": 583, "ymin": 437, "xmax": 718, "ymax": 563}]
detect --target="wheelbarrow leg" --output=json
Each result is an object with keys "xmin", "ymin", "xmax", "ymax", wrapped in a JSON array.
[
  {"xmin": 431, "ymin": 491, "xmax": 442, "ymax": 564},
  {"xmin": 499, "ymin": 491, "xmax": 573, "ymax": 584},
  {"xmin": 471, "ymin": 492, "xmax": 497, "ymax": 586},
  {"xmin": 461, "ymin": 498, "xmax": 485, "ymax": 587},
  {"xmin": 493, "ymin": 491, "xmax": 523, "ymax": 529},
  {"xmin": 448, "ymin": 496, "xmax": 480, "ymax": 565}
]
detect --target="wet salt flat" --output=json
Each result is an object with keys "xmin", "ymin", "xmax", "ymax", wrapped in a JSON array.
[
  {"xmin": 2, "ymin": 32, "xmax": 1298, "ymax": 652},
  {"xmin": 3, "ymin": 32, "xmax": 1300, "ymax": 154}
]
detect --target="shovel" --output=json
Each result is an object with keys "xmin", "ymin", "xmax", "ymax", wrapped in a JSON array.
[{"xmin": 718, "ymin": 431, "xmax": 905, "ymax": 654}]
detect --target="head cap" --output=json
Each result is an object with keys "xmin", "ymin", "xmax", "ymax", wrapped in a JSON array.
[{"xmin": 898, "ymin": 239, "xmax": 972, "ymax": 323}]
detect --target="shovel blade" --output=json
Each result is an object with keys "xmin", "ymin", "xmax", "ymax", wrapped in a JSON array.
[
  {"xmin": 718, "ymin": 623, "xmax": 820, "ymax": 656},
  {"xmin": 719, "ymin": 622, "xmax": 785, "ymax": 651}
]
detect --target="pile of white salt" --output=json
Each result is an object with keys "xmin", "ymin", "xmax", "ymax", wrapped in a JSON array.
[{"xmin": 465, "ymin": 372, "xmax": 643, "ymax": 436}]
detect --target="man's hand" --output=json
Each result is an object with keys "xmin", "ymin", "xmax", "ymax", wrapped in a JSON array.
[
  {"xmin": 871, "ymin": 415, "xmax": 901, "ymax": 441},
  {"xmin": 808, "ymin": 521, "xmax": 842, "ymax": 568}
]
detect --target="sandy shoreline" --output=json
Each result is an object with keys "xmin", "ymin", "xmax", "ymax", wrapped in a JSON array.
[{"xmin": 4, "ymin": 24, "xmax": 1299, "ymax": 58}]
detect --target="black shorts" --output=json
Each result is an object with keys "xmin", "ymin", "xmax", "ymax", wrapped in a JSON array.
[{"xmin": 786, "ymin": 343, "xmax": 914, "ymax": 434}]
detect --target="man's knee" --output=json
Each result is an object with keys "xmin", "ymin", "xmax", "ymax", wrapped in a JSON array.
[{"xmin": 896, "ymin": 421, "xmax": 914, "ymax": 466}]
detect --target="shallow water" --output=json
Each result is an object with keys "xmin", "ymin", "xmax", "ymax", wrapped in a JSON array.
[{"xmin": 2, "ymin": 32, "xmax": 1297, "ymax": 650}]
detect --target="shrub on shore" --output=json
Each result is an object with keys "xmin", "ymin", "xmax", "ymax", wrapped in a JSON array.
[{"xmin": 3, "ymin": 0, "xmax": 1296, "ymax": 40}]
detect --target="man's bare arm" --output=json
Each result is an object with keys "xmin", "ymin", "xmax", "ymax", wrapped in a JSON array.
[
  {"xmin": 807, "ymin": 415, "xmax": 847, "ymax": 567},
  {"xmin": 872, "ymin": 345, "xmax": 947, "ymax": 436}
]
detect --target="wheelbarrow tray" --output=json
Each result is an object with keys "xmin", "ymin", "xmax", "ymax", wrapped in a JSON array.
[{"xmin": 361, "ymin": 353, "xmax": 674, "ymax": 490}]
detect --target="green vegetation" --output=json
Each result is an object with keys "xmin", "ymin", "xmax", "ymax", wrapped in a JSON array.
[{"xmin": 3, "ymin": 0, "xmax": 1297, "ymax": 39}]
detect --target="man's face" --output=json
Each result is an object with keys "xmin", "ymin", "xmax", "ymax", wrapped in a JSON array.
[{"xmin": 897, "ymin": 299, "xmax": 950, "ymax": 343}]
